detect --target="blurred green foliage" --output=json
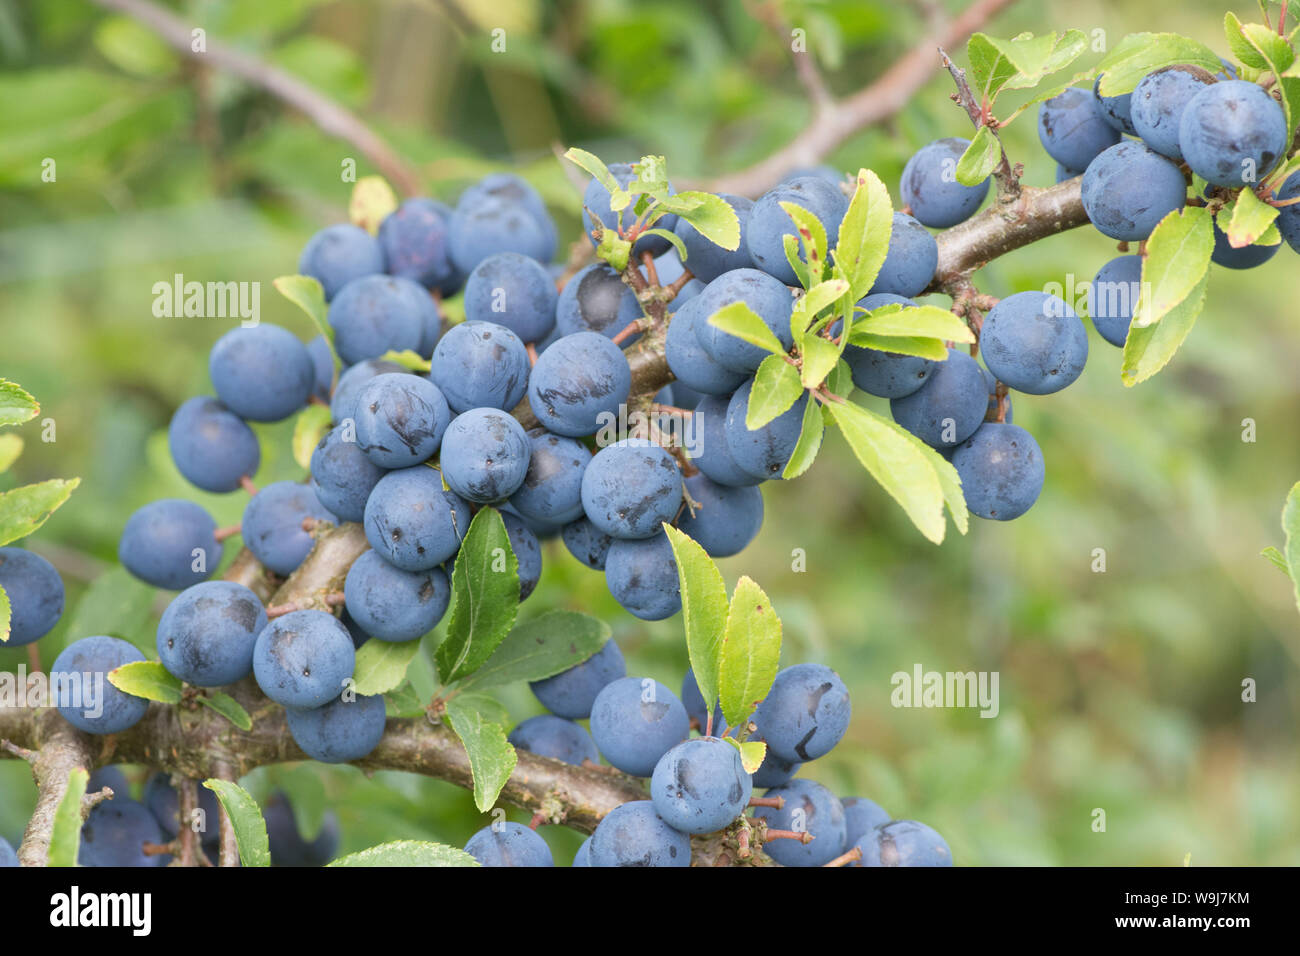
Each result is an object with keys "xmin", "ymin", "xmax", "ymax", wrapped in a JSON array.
[{"xmin": 2, "ymin": 0, "xmax": 1299, "ymax": 865}]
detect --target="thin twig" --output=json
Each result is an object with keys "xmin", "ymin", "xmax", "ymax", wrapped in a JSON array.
[
  {"xmin": 88, "ymin": 0, "xmax": 421, "ymax": 196},
  {"xmin": 706, "ymin": 0, "xmax": 1019, "ymax": 195}
]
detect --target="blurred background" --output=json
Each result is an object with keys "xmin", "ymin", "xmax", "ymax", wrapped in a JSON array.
[{"xmin": 3, "ymin": 0, "xmax": 1299, "ymax": 866}]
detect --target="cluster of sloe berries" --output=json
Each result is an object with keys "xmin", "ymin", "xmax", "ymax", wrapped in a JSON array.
[{"xmin": 461, "ymin": 637, "xmax": 951, "ymax": 867}]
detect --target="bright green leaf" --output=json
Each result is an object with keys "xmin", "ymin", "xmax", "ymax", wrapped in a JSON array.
[
  {"xmin": 663, "ymin": 526, "xmax": 729, "ymax": 717},
  {"xmin": 0, "ymin": 380, "xmax": 38, "ymax": 427},
  {"xmin": 0, "ymin": 584, "xmax": 8, "ymax": 643},
  {"xmin": 107, "ymin": 660, "xmax": 181, "ymax": 704},
  {"xmin": 782, "ymin": 233, "xmax": 812, "ymax": 290},
  {"xmin": 707, "ymin": 300, "xmax": 788, "ymax": 356},
  {"xmin": 956, "ymin": 125, "xmax": 1000, "ymax": 187},
  {"xmin": 717, "ymin": 576, "xmax": 782, "ymax": 729},
  {"xmin": 352, "ymin": 637, "xmax": 421, "ymax": 697},
  {"xmin": 660, "ymin": 191, "xmax": 741, "ymax": 251},
  {"xmin": 734, "ymin": 739, "xmax": 767, "ymax": 775},
  {"xmin": 348, "ymin": 175, "xmax": 398, "ymax": 236},
  {"xmin": 435, "ymin": 508, "xmax": 519, "ymax": 685},
  {"xmin": 443, "ymin": 697, "xmax": 516, "ymax": 813},
  {"xmin": 1225, "ymin": 189, "xmax": 1279, "ymax": 248},
  {"xmin": 781, "ymin": 201, "xmax": 828, "ymax": 286},
  {"xmin": 746, "ymin": 355, "xmax": 803, "ymax": 429},
  {"xmin": 1282, "ymin": 482, "xmax": 1300, "ymax": 616},
  {"xmin": 1122, "ymin": 268, "xmax": 1210, "ymax": 386},
  {"xmin": 0, "ymin": 478, "xmax": 80, "ymax": 548},
  {"xmin": 204, "ymin": 780, "xmax": 271, "ymax": 868},
  {"xmin": 847, "ymin": 334, "xmax": 949, "ymax": 361},
  {"xmin": 459, "ymin": 610, "xmax": 611, "ymax": 691},
  {"xmin": 377, "ymin": 349, "xmax": 432, "ymax": 372},
  {"xmin": 1095, "ymin": 33, "xmax": 1222, "ymax": 95},
  {"xmin": 197, "ymin": 692, "xmax": 253, "ymax": 731},
  {"xmin": 0, "ymin": 434, "xmax": 24, "ymax": 472},
  {"xmin": 273, "ymin": 275, "xmax": 334, "ymax": 350},
  {"xmin": 1261, "ymin": 545, "xmax": 1290, "ymax": 574},
  {"xmin": 832, "ymin": 169, "xmax": 892, "ymax": 298},
  {"xmin": 48, "ymin": 768, "xmax": 89, "ymax": 867},
  {"xmin": 329, "ymin": 840, "xmax": 479, "ymax": 867},
  {"xmin": 292, "ymin": 403, "xmax": 333, "ymax": 471},
  {"xmin": 564, "ymin": 147, "xmax": 620, "ymax": 197},
  {"xmin": 853, "ymin": 303, "xmax": 976, "ymax": 343},
  {"xmin": 800, "ymin": 335, "xmax": 841, "ymax": 390},
  {"xmin": 781, "ymin": 400, "xmax": 825, "ymax": 480},
  {"xmin": 827, "ymin": 401, "xmax": 948, "ymax": 544},
  {"xmin": 1131, "ymin": 206, "xmax": 1213, "ymax": 330}
]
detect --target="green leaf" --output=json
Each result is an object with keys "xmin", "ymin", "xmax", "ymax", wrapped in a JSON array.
[
  {"xmin": 832, "ymin": 169, "xmax": 892, "ymax": 298},
  {"xmin": 329, "ymin": 840, "xmax": 480, "ymax": 867},
  {"xmin": 663, "ymin": 526, "xmax": 729, "ymax": 717},
  {"xmin": 660, "ymin": 191, "xmax": 741, "ymax": 251},
  {"xmin": 905, "ymin": 431, "xmax": 970, "ymax": 537},
  {"xmin": 1261, "ymin": 545, "xmax": 1290, "ymax": 574},
  {"xmin": 799, "ymin": 335, "xmax": 841, "ymax": 390},
  {"xmin": 781, "ymin": 399, "xmax": 825, "ymax": 480},
  {"xmin": 707, "ymin": 300, "xmax": 788, "ymax": 356},
  {"xmin": 377, "ymin": 349, "xmax": 432, "ymax": 372},
  {"xmin": 204, "ymin": 780, "xmax": 271, "ymax": 868},
  {"xmin": 384, "ymin": 681, "xmax": 427, "ymax": 717},
  {"xmin": 1095, "ymin": 33, "xmax": 1223, "ymax": 95},
  {"xmin": 564, "ymin": 147, "xmax": 621, "ymax": 198},
  {"xmin": 1225, "ymin": 189, "xmax": 1279, "ymax": 248},
  {"xmin": 0, "ymin": 478, "xmax": 79, "ymax": 547},
  {"xmin": 853, "ymin": 303, "xmax": 976, "ymax": 343},
  {"xmin": 596, "ymin": 230, "xmax": 632, "ymax": 272},
  {"xmin": 458, "ymin": 610, "xmax": 611, "ymax": 691},
  {"xmin": 1282, "ymin": 482, "xmax": 1300, "ymax": 617},
  {"xmin": 1277, "ymin": 76, "xmax": 1300, "ymax": 146},
  {"xmin": 1121, "ymin": 269, "xmax": 1210, "ymax": 386},
  {"xmin": 1224, "ymin": 13, "xmax": 1266, "ymax": 69},
  {"xmin": 641, "ymin": 226, "xmax": 688, "ymax": 261},
  {"xmin": 746, "ymin": 355, "xmax": 804, "ymax": 429},
  {"xmin": 734, "ymin": 739, "xmax": 767, "ymax": 775},
  {"xmin": 1229, "ymin": 15, "xmax": 1297, "ymax": 73},
  {"xmin": 1226, "ymin": 18, "xmax": 1299, "ymax": 140},
  {"xmin": 197, "ymin": 691, "xmax": 253, "ymax": 731},
  {"xmin": 0, "ymin": 584, "xmax": 8, "ymax": 643},
  {"xmin": 93, "ymin": 15, "xmax": 176, "ymax": 77},
  {"xmin": 66, "ymin": 566, "xmax": 155, "ymax": 647},
  {"xmin": 0, "ymin": 380, "xmax": 39, "ymax": 427},
  {"xmin": 627, "ymin": 155, "xmax": 671, "ymax": 199},
  {"xmin": 847, "ymin": 335, "xmax": 949, "ymax": 361},
  {"xmin": 435, "ymin": 508, "xmax": 519, "ymax": 686},
  {"xmin": 443, "ymin": 696, "xmax": 517, "ymax": 812},
  {"xmin": 352, "ymin": 637, "xmax": 421, "ymax": 697},
  {"xmin": 966, "ymin": 33, "xmax": 1022, "ymax": 104},
  {"xmin": 349, "ymin": 175, "xmax": 398, "ymax": 236},
  {"xmin": 782, "ymin": 233, "xmax": 811, "ymax": 290},
  {"xmin": 956, "ymin": 126, "xmax": 1000, "ymax": 187},
  {"xmin": 0, "ymin": 434, "xmax": 23, "ymax": 472},
  {"xmin": 273, "ymin": 275, "xmax": 334, "ymax": 350},
  {"xmin": 781, "ymin": 201, "xmax": 828, "ymax": 285},
  {"xmin": 48, "ymin": 768, "xmax": 89, "ymax": 867},
  {"xmin": 791, "ymin": 278, "xmax": 851, "ymax": 339},
  {"xmin": 292, "ymin": 403, "xmax": 333, "ymax": 471},
  {"xmin": 717, "ymin": 576, "xmax": 782, "ymax": 729},
  {"xmin": 826, "ymin": 401, "xmax": 949, "ymax": 544},
  {"xmin": 107, "ymin": 660, "xmax": 181, "ymax": 704},
  {"xmin": 1131, "ymin": 206, "xmax": 1213, "ymax": 331},
  {"xmin": 447, "ymin": 692, "xmax": 511, "ymax": 729}
]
